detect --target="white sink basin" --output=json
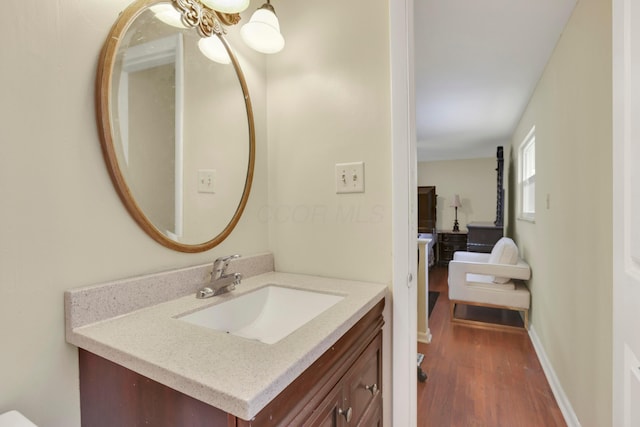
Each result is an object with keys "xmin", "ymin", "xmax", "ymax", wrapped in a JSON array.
[{"xmin": 178, "ymin": 285, "xmax": 344, "ymax": 344}]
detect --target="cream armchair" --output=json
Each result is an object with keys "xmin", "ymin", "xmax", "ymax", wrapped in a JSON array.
[{"xmin": 448, "ymin": 237, "xmax": 531, "ymax": 329}]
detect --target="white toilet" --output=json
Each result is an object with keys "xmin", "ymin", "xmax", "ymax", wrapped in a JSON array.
[{"xmin": 0, "ymin": 411, "xmax": 37, "ymax": 427}]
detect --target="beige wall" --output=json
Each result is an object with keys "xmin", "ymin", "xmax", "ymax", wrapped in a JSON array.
[
  {"xmin": 0, "ymin": 1, "xmax": 269, "ymax": 425},
  {"xmin": 509, "ymin": 0, "xmax": 612, "ymax": 425},
  {"xmin": 418, "ymin": 157, "xmax": 500, "ymax": 231},
  {"xmin": 266, "ymin": 0, "xmax": 393, "ymax": 284}
]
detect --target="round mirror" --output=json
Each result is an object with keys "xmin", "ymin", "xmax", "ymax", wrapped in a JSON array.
[{"xmin": 97, "ymin": 0, "xmax": 255, "ymax": 252}]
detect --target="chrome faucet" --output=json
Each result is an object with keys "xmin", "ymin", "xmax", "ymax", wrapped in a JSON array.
[{"xmin": 197, "ymin": 254, "xmax": 242, "ymax": 298}]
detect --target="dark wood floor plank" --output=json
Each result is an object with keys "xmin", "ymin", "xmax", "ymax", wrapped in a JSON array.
[{"xmin": 418, "ymin": 267, "xmax": 567, "ymax": 427}]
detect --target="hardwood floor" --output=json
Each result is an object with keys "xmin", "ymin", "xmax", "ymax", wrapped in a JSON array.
[{"xmin": 417, "ymin": 267, "xmax": 567, "ymax": 427}]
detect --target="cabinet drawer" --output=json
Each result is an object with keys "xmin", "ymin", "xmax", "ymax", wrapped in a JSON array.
[{"xmin": 440, "ymin": 233, "xmax": 466, "ymax": 243}]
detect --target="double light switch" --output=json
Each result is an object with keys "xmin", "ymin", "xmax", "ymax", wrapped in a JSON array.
[{"xmin": 335, "ymin": 162, "xmax": 365, "ymax": 194}]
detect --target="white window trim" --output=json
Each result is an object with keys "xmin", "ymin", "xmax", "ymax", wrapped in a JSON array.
[{"xmin": 518, "ymin": 126, "xmax": 536, "ymax": 222}]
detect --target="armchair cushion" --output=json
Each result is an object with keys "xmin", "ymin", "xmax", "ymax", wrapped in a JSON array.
[
  {"xmin": 454, "ymin": 252, "xmax": 515, "ymax": 286},
  {"xmin": 467, "ymin": 273, "xmax": 515, "ymax": 290},
  {"xmin": 487, "ymin": 237, "xmax": 519, "ymax": 283}
]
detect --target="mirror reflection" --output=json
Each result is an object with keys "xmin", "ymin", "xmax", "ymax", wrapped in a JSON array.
[{"xmin": 98, "ymin": 0, "xmax": 255, "ymax": 252}]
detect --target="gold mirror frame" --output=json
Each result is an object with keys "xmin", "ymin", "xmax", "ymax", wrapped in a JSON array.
[{"xmin": 96, "ymin": 0, "xmax": 255, "ymax": 253}]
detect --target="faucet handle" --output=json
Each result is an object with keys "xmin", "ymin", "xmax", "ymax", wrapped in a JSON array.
[{"xmin": 212, "ymin": 254, "xmax": 241, "ymax": 276}]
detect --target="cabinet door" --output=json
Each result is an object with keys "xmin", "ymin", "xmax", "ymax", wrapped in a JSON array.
[
  {"xmin": 356, "ymin": 401, "xmax": 382, "ymax": 427},
  {"xmin": 344, "ymin": 333, "xmax": 382, "ymax": 426},
  {"xmin": 302, "ymin": 331, "xmax": 382, "ymax": 427},
  {"xmin": 303, "ymin": 385, "xmax": 342, "ymax": 427}
]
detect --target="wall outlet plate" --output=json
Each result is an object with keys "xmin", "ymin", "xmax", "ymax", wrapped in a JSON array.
[{"xmin": 335, "ymin": 162, "xmax": 365, "ymax": 194}]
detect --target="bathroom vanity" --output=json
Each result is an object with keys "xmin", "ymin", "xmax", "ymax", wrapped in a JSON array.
[
  {"xmin": 78, "ymin": 300, "xmax": 383, "ymax": 426},
  {"xmin": 65, "ymin": 254, "xmax": 387, "ymax": 426}
]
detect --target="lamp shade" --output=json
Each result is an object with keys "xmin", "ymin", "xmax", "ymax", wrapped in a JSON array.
[
  {"xmin": 198, "ymin": 36, "xmax": 231, "ymax": 64},
  {"xmin": 450, "ymin": 194, "xmax": 462, "ymax": 208},
  {"xmin": 200, "ymin": 0, "xmax": 250, "ymax": 14},
  {"xmin": 240, "ymin": 5, "xmax": 285, "ymax": 54}
]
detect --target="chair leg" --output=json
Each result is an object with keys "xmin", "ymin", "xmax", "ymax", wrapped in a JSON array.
[{"xmin": 449, "ymin": 300, "xmax": 529, "ymax": 330}]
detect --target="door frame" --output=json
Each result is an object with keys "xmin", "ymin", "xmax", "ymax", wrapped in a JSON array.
[
  {"xmin": 390, "ymin": 0, "xmax": 417, "ymax": 425},
  {"xmin": 613, "ymin": 0, "xmax": 640, "ymax": 425}
]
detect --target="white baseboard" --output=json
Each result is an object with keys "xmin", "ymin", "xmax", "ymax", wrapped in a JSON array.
[
  {"xmin": 417, "ymin": 329, "xmax": 432, "ymax": 344},
  {"xmin": 529, "ymin": 325, "xmax": 582, "ymax": 427}
]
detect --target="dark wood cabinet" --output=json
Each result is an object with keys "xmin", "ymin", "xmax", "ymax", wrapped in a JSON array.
[
  {"xmin": 466, "ymin": 222, "xmax": 503, "ymax": 253},
  {"xmin": 417, "ymin": 186, "xmax": 437, "ymax": 233},
  {"xmin": 437, "ymin": 231, "xmax": 468, "ymax": 266},
  {"xmin": 79, "ymin": 300, "xmax": 384, "ymax": 427}
]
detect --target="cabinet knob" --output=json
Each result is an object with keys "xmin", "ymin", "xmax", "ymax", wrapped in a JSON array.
[
  {"xmin": 337, "ymin": 406, "xmax": 353, "ymax": 422},
  {"xmin": 365, "ymin": 383, "xmax": 378, "ymax": 395}
]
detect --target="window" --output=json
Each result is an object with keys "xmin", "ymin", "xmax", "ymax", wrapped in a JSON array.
[{"xmin": 519, "ymin": 127, "xmax": 536, "ymax": 221}]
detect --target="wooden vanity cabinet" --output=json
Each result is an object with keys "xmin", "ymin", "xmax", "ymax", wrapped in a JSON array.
[
  {"xmin": 79, "ymin": 299, "xmax": 384, "ymax": 427},
  {"xmin": 302, "ymin": 333, "xmax": 382, "ymax": 427},
  {"xmin": 236, "ymin": 299, "xmax": 384, "ymax": 426}
]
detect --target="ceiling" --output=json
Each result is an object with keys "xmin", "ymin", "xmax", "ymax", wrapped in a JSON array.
[{"xmin": 414, "ymin": 0, "xmax": 577, "ymax": 161}]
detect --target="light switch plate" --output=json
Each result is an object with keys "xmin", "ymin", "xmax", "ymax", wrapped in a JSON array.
[
  {"xmin": 335, "ymin": 162, "xmax": 365, "ymax": 194},
  {"xmin": 197, "ymin": 169, "xmax": 216, "ymax": 193}
]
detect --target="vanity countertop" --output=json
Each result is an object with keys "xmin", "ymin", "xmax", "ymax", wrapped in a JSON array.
[{"xmin": 66, "ymin": 271, "xmax": 387, "ymax": 420}]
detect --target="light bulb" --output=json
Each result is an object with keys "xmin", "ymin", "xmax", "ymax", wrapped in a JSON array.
[{"xmin": 198, "ymin": 36, "xmax": 231, "ymax": 64}]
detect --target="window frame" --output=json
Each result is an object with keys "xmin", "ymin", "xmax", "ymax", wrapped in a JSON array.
[{"xmin": 518, "ymin": 126, "xmax": 536, "ymax": 222}]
